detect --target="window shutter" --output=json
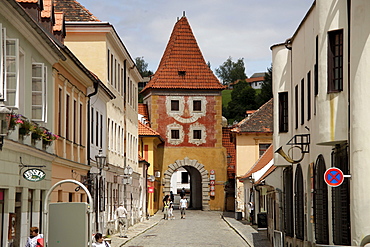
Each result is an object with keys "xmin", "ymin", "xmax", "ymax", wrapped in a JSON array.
[
  {"xmin": 5, "ymin": 38, "xmax": 19, "ymax": 107},
  {"xmin": 332, "ymin": 145, "xmax": 351, "ymax": 245},
  {"xmin": 295, "ymin": 164, "xmax": 304, "ymax": 240},
  {"xmin": 314, "ymin": 155, "xmax": 329, "ymax": 244},
  {"xmin": 32, "ymin": 63, "xmax": 46, "ymax": 121}
]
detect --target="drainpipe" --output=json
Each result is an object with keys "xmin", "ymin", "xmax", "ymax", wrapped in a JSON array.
[{"xmin": 87, "ymin": 81, "xmax": 99, "ymax": 231}]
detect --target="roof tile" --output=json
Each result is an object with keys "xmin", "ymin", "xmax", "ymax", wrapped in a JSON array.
[
  {"xmin": 142, "ymin": 17, "xmax": 224, "ymax": 93},
  {"xmin": 138, "ymin": 121, "xmax": 161, "ymax": 136},
  {"xmin": 54, "ymin": 0, "xmax": 100, "ymax": 22}
]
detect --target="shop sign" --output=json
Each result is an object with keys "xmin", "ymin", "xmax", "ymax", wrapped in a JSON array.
[{"xmin": 23, "ymin": 169, "xmax": 46, "ymax": 182}]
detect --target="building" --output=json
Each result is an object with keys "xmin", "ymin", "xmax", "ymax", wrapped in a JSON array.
[
  {"xmin": 0, "ymin": 0, "xmax": 65, "ymax": 245},
  {"xmin": 246, "ymin": 72, "xmax": 265, "ymax": 90},
  {"xmin": 231, "ymin": 99, "xmax": 273, "ymax": 217},
  {"xmin": 271, "ymin": 0, "xmax": 370, "ymax": 246},
  {"xmin": 140, "ymin": 15, "xmax": 227, "ymax": 211},
  {"xmin": 55, "ymin": 0, "xmax": 142, "ymax": 233}
]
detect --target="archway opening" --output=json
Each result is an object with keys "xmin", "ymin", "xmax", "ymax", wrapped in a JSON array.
[{"xmin": 170, "ymin": 166, "xmax": 202, "ymax": 209}]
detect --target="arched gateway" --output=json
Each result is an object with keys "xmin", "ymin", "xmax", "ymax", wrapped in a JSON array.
[{"xmin": 162, "ymin": 157, "xmax": 210, "ymax": 210}]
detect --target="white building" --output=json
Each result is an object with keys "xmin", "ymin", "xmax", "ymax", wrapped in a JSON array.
[{"xmin": 271, "ymin": 0, "xmax": 370, "ymax": 246}]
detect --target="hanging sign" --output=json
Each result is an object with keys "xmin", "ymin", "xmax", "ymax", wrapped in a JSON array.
[{"xmin": 23, "ymin": 169, "xmax": 46, "ymax": 182}]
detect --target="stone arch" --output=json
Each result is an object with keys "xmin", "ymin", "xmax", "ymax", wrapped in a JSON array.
[{"xmin": 163, "ymin": 157, "xmax": 210, "ymax": 210}]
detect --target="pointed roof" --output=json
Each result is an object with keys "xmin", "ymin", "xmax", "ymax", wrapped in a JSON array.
[
  {"xmin": 141, "ymin": 16, "xmax": 224, "ymax": 93},
  {"xmin": 54, "ymin": 0, "xmax": 100, "ymax": 22},
  {"xmin": 232, "ymin": 98, "xmax": 273, "ymax": 133},
  {"xmin": 138, "ymin": 121, "xmax": 161, "ymax": 137}
]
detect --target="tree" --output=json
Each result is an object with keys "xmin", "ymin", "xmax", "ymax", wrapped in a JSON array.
[
  {"xmin": 135, "ymin": 57, "xmax": 153, "ymax": 77},
  {"xmin": 215, "ymin": 57, "xmax": 247, "ymax": 85},
  {"xmin": 256, "ymin": 66, "xmax": 273, "ymax": 107}
]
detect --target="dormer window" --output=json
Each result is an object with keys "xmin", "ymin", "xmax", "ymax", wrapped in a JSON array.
[{"xmin": 178, "ymin": 71, "xmax": 186, "ymax": 76}]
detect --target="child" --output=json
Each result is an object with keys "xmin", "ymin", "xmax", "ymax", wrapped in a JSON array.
[{"xmin": 168, "ymin": 198, "xmax": 175, "ymax": 220}]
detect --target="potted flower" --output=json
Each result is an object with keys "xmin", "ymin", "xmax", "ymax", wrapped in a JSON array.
[
  {"xmin": 42, "ymin": 131, "xmax": 59, "ymax": 146},
  {"xmin": 31, "ymin": 125, "xmax": 44, "ymax": 141},
  {"xmin": 18, "ymin": 118, "xmax": 33, "ymax": 136},
  {"xmin": 9, "ymin": 114, "xmax": 23, "ymax": 130}
]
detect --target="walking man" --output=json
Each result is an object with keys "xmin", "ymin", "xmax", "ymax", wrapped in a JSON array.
[
  {"xmin": 179, "ymin": 195, "xmax": 187, "ymax": 219},
  {"xmin": 115, "ymin": 203, "xmax": 128, "ymax": 238}
]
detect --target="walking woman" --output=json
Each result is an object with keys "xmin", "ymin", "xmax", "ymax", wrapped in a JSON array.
[
  {"xmin": 179, "ymin": 195, "xmax": 188, "ymax": 219},
  {"xmin": 163, "ymin": 195, "xmax": 170, "ymax": 220}
]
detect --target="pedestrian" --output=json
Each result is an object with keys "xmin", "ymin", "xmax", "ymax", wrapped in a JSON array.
[
  {"xmin": 180, "ymin": 187, "xmax": 185, "ymax": 198},
  {"xmin": 115, "ymin": 203, "xmax": 128, "ymax": 238},
  {"xmin": 168, "ymin": 197, "xmax": 175, "ymax": 220},
  {"xmin": 170, "ymin": 191, "xmax": 174, "ymax": 202},
  {"xmin": 25, "ymin": 226, "xmax": 43, "ymax": 247},
  {"xmin": 92, "ymin": 233, "xmax": 111, "ymax": 247},
  {"xmin": 179, "ymin": 195, "xmax": 188, "ymax": 219},
  {"xmin": 163, "ymin": 195, "xmax": 170, "ymax": 220}
]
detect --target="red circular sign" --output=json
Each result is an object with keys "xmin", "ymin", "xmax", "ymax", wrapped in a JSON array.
[
  {"xmin": 324, "ymin": 167, "xmax": 344, "ymax": 187},
  {"xmin": 210, "ymin": 169, "xmax": 215, "ymax": 175}
]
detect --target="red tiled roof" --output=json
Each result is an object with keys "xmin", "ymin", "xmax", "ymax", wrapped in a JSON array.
[
  {"xmin": 138, "ymin": 103, "xmax": 150, "ymax": 125},
  {"xmin": 41, "ymin": 0, "xmax": 52, "ymax": 18},
  {"xmin": 141, "ymin": 17, "xmax": 224, "ymax": 93},
  {"xmin": 255, "ymin": 164, "xmax": 276, "ymax": 185},
  {"xmin": 17, "ymin": 0, "xmax": 39, "ymax": 3},
  {"xmin": 53, "ymin": 12, "xmax": 64, "ymax": 31},
  {"xmin": 222, "ymin": 127, "xmax": 236, "ymax": 178},
  {"xmin": 54, "ymin": 0, "xmax": 100, "ymax": 22},
  {"xmin": 232, "ymin": 98, "xmax": 273, "ymax": 133},
  {"xmin": 246, "ymin": 76, "xmax": 264, "ymax": 83},
  {"xmin": 239, "ymin": 145, "xmax": 273, "ymax": 180},
  {"xmin": 138, "ymin": 121, "xmax": 160, "ymax": 136}
]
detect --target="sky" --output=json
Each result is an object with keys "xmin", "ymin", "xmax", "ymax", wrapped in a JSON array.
[{"xmin": 77, "ymin": 0, "xmax": 314, "ymax": 77}]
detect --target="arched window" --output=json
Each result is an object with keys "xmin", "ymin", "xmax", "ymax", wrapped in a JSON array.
[
  {"xmin": 314, "ymin": 155, "xmax": 329, "ymax": 244},
  {"xmin": 294, "ymin": 164, "xmax": 304, "ymax": 240},
  {"xmin": 283, "ymin": 166, "xmax": 294, "ymax": 237}
]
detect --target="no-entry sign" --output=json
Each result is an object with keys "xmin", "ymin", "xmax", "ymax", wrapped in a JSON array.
[{"xmin": 324, "ymin": 167, "xmax": 344, "ymax": 187}]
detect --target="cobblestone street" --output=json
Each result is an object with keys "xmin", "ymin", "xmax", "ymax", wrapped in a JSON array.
[{"xmin": 118, "ymin": 210, "xmax": 248, "ymax": 247}]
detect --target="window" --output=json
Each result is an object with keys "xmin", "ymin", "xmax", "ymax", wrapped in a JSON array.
[
  {"xmin": 100, "ymin": 114, "xmax": 103, "ymax": 148},
  {"xmin": 283, "ymin": 166, "xmax": 294, "ymax": 237},
  {"xmin": 193, "ymin": 100, "xmax": 201, "ymax": 111},
  {"xmin": 193, "ymin": 130, "xmax": 201, "ymax": 139},
  {"xmin": 259, "ymin": 143, "xmax": 271, "ymax": 157},
  {"xmin": 181, "ymin": 172, "xmax": 189, "ymax": 183},
  {"xmin": 178, "ymin": 71, "xmax": 186, "ymax": 76},
  {"xmin": 301, "ymin": 79, "xmax": 304, "ymax": 125},
  {"xmin": 295, "ymin": 164, "xmax": 304, "ymax": 240},
  {"xmin": 80, "ymin": 104, "xmax": 83, "ymax": 145},
  {"xmin": 107, "ymin": 49, "xmax": 110, "ymax": 82},
  {"xmin": 171, "ymin": 100, "xmax": 179, "ymax": 111},
  {"xmin": 31, "ymin": 63, "xmax": 47, "ymax": 121},
  {"xmin": 328, "ymin": 29, "xmax": 343, "ymax": 93},
  {"xmin": 171, "ymin": 130, "xmax": 179, "ymax": 139},
  {"xmin": 314, "ymin": 36, "xmax": 319, "ymax": 96},
  {"xmin": 96, "ymin": 111, "xmax": 99, "ymax": 146},
  {"xmin": 295, "ymin": 85, "xmax": 298, "ymax": 129},
  {"xmin": 278, "ymin": 92, "xmax": 288, "ymax": 132},
  {"xmin": 73, "ymin": 100, "xmax": 77, "ymax": 143},
  {"xmin": 307, "ymin": 71, "xmax": 311, "ymax": 121},
  {"xmin": 91, "ymin": 107, "xmax": 94, "ymax": 144},
  {"xmin": 5, "ymin": 39, "xmax": 19, "ymax": 107}
]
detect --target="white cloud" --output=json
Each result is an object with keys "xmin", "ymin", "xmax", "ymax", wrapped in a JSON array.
[{"xmin": 77, "ymin": 0, "xmax": 313, "ymax": 76}]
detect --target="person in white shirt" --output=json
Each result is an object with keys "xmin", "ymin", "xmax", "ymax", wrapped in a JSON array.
[
  {"xmin": 92, "ymin": 233, "xmax": 111, "ymax": 247},
  {"xmin": 25, "ymin": 227, "xmax": 43, "ymax": 247},
  {"xmin": 115, "ymin": 203, "xmax": 128, "ymax": 238},
  {"xmin": 179, "ymin": 196, "xmax": 188, "ymax": 219}
]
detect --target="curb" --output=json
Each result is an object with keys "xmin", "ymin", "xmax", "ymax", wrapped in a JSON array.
[{"xmin": 221, "ymin": 214, "xmax": 253, "ymax": 247}]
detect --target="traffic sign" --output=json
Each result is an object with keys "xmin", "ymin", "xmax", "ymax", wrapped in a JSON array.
[
  {"xmin": 210, "ymin": 180, "xmax": 215, "ymax": 185},
  {"xmin": 324, "ymin": 167, "xmax": 344, "ymax": 187},
  {"xmin": 210, "ymin": 169, "xmax": 215, "ymax": 175}
]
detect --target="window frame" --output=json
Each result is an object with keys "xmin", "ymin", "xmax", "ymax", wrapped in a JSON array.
[
  {"xmin": 31, "ymin": 62, "xmax": 47, "ymax": 121},
  {"xmin": 327, "ymin": 29, "xmax": 344, "ymax": 93},
  {"xmin": 278, "ymin": 92, "xmax": 288, "ymax": 133},
  {"xmin": 171, "ymin": 100, "xmax": 180, "ymax": 111}
]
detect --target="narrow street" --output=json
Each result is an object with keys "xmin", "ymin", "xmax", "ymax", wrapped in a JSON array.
[{"xmin": 121, "ymin": 211, "xmax": 249, "ymax": 247}]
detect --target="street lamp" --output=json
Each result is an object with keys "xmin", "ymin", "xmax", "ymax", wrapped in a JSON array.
[
  {"xmin": 95, "ymin": 149, "xmax": 107, "ymax": 174},
  {"xmin": 0, "ymin": 97, "xmax": 12, "ymax": 150}
]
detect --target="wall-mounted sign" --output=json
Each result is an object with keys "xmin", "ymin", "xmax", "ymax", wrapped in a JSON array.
[
  {"xmin": 210, "ymin": 174, "xmax": 216, "ymax": 180},
  {"xmin": 23, "ymin": 169, "xmax": 46, "ymax": 182},
  {"xmin": 148, "ymin": 187, "xmax": 154, "ymax": 193}
]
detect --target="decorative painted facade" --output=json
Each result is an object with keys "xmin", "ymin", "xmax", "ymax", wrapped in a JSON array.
[{"xmin": 141, "ymin": 15, "xmax": 227, "ymax": 211}]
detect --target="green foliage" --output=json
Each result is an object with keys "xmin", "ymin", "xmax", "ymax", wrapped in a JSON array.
[
  {"xmin": 222, "ymin": 90, "xmax": 232, "ymax": 106},
  {"xmin": 135, "ymin": 57, "xmax": 153, "ymax": 77},
  {"xmin": 256, "ymin": 66, "xmax": 273, "ymax": 107},
  {"xmin": 222, "ymin": 66, "xmax": 273, "ymax": 125},
  {"xmin": 215, "ymin": 57, "xmax": 247, "ymax": 85}
]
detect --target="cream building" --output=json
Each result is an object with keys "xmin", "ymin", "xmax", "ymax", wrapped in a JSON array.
[
  {"xmin": 55, "ymin": 0, "xmax": 143, "ymax": 233},
  {"xmin": 271, "ymin": 0, "xmax": 370, "ymax": 246}
]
